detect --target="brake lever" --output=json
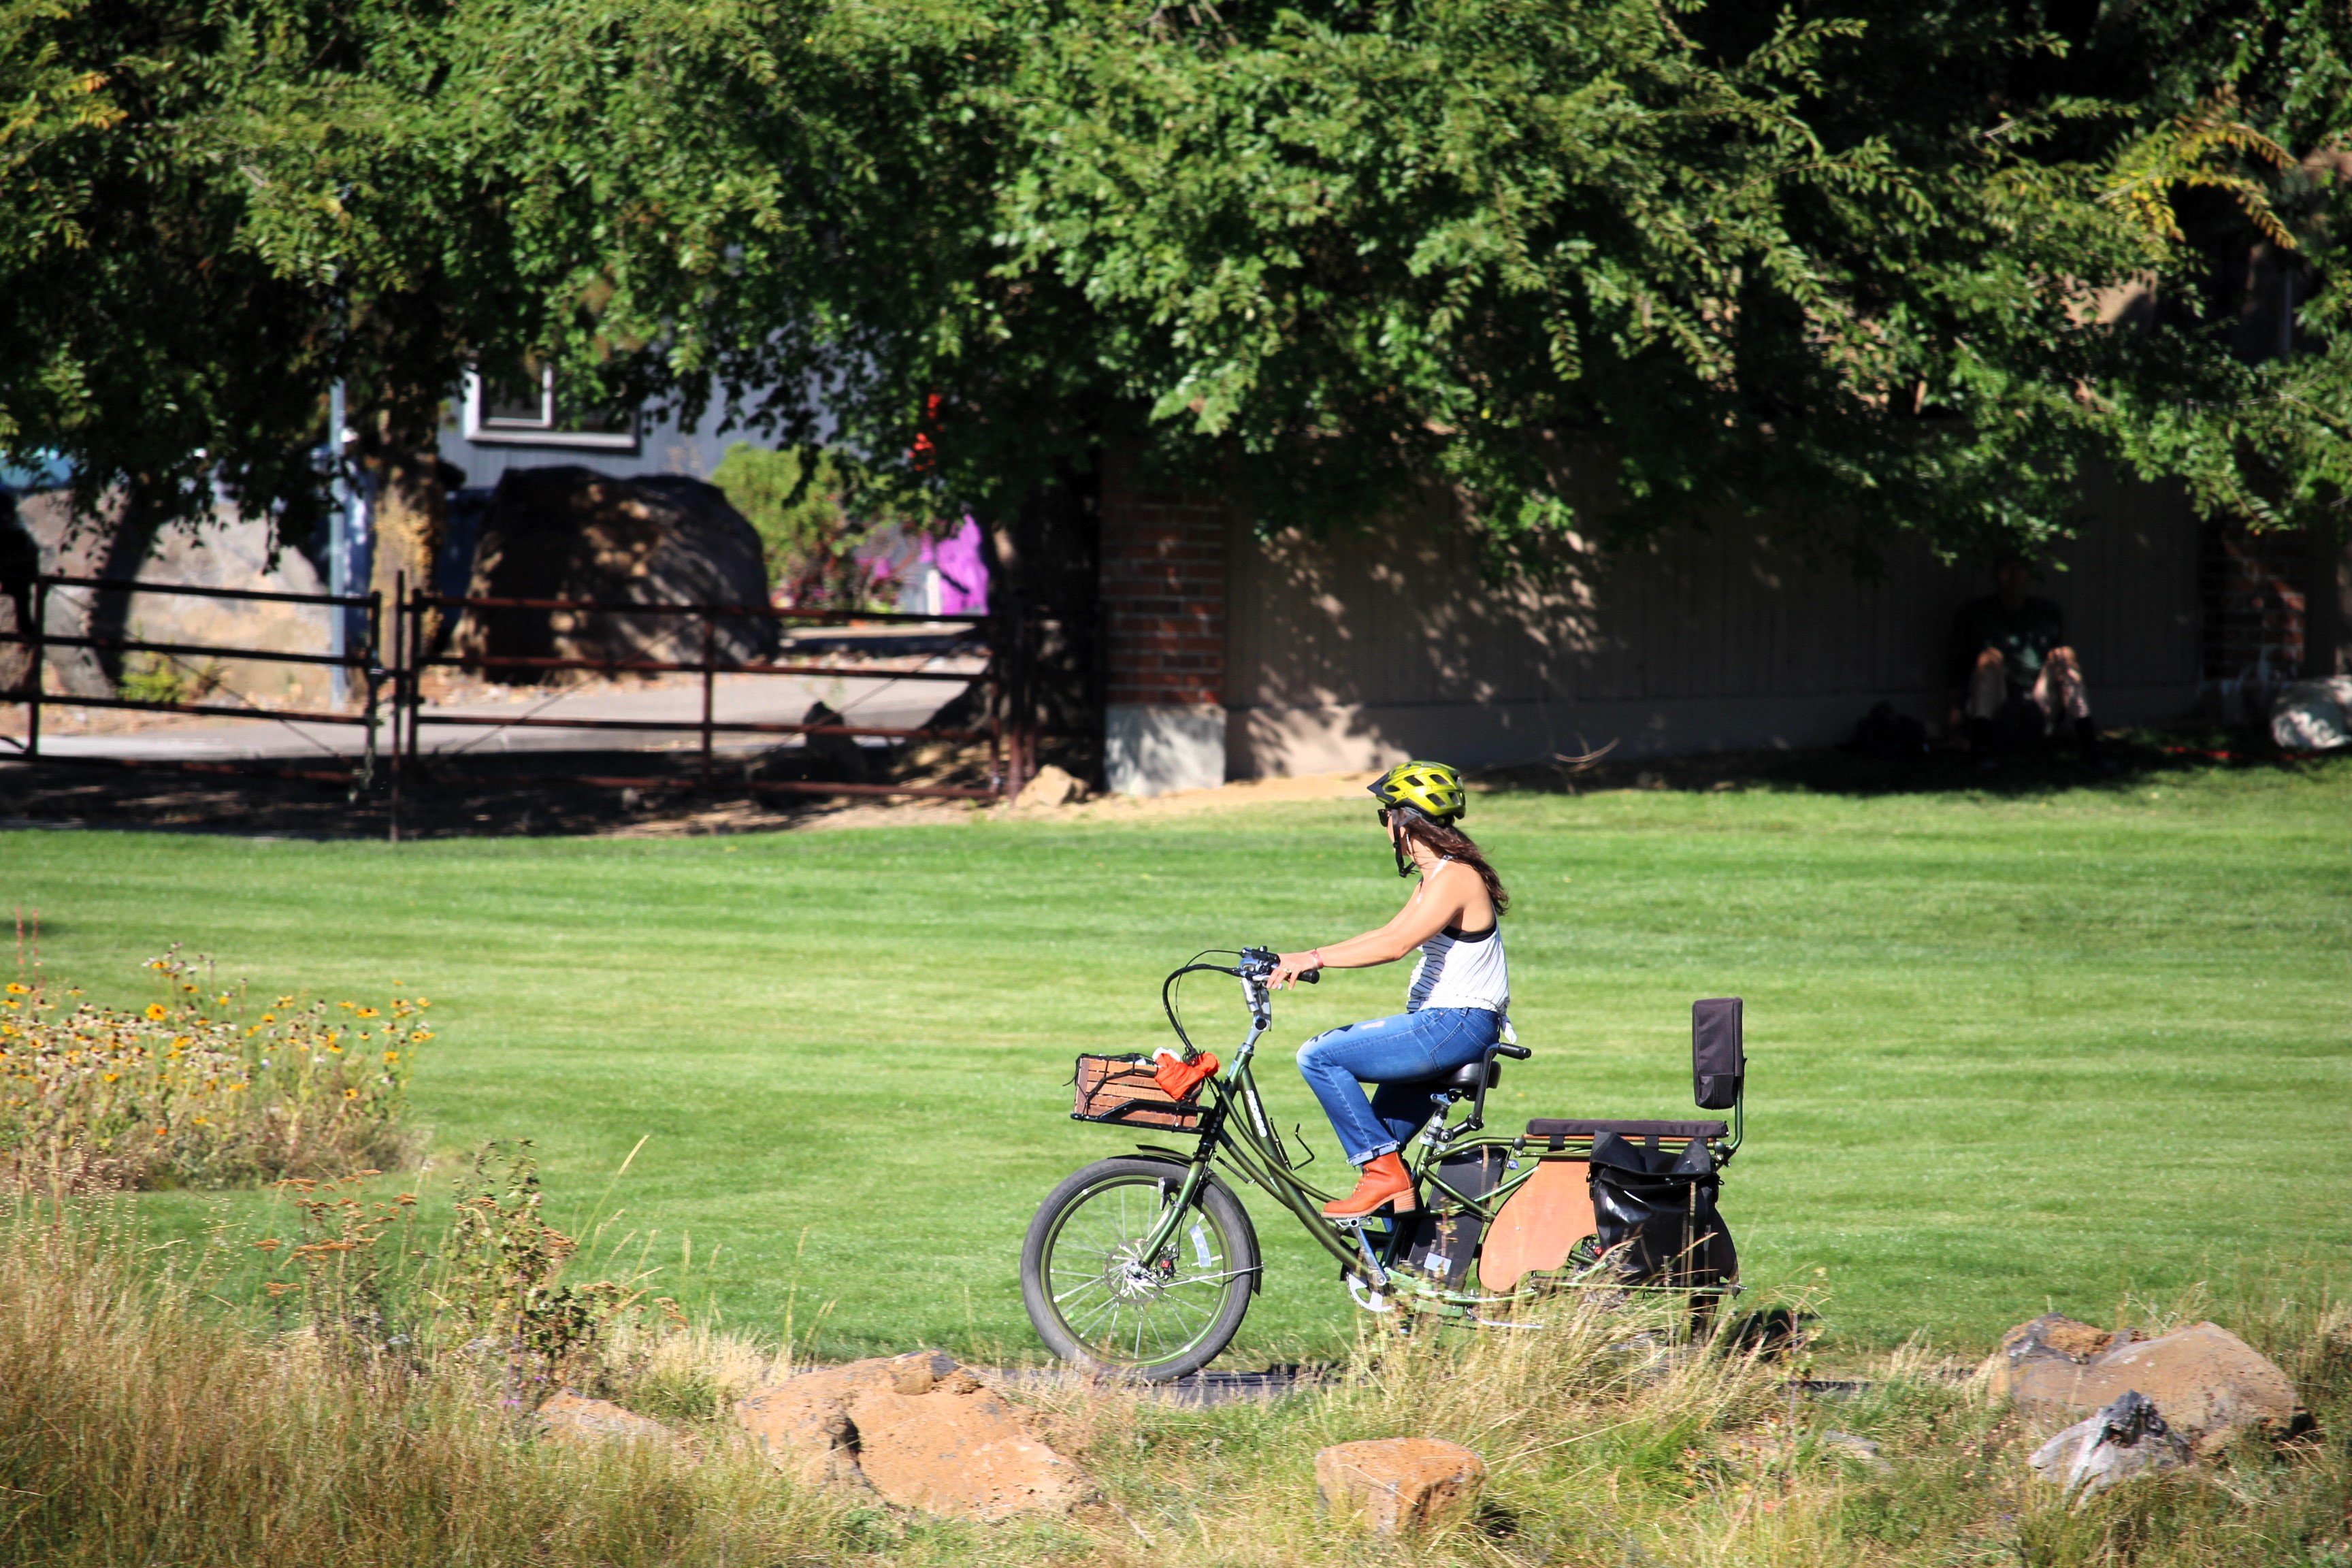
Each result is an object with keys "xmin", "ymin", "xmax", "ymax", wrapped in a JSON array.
[{"xmin": 1237, "ymin": 945, "xmax": 1319, "ymax": 983}]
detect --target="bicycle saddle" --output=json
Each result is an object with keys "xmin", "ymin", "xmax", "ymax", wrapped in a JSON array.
[{"xmin": 1405, "ymin": 1056, "xmax": 1500, "ymax": 1098}]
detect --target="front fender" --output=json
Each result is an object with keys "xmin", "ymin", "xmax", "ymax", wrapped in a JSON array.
[{"xmin": 1130, "ymin": 1145, "xmax": 1262, "ymax": 1294}]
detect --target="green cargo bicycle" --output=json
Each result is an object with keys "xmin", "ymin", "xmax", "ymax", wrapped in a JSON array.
[{"xmin": 1019, "ymin": 947, "xmax": 1747, "ymax": 1381}]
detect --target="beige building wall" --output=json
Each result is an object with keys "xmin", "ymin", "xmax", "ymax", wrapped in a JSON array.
[{"xmin": 1224, "ymin": 468, "xmax": 2202, "ymax": 774}]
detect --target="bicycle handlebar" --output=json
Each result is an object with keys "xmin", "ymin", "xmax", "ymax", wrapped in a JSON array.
[
  {"xmin": 1233, "ymin": 945, "xmax": 1316, "ymax": 983},
  {"xmin": 1495, "ymin": 1042, "xmax": 1529, "ymax": 1059}
]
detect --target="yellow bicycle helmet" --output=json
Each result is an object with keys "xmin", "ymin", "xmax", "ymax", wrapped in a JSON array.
[{"xmin": 1368, "ymin": 760, "xmax": 1467, "ymax": 825}]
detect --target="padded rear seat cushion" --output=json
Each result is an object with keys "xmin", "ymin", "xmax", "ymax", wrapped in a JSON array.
[{"xmin": 1526, "ymin": 1117, "xmax": 1729, "ymax": 1141}]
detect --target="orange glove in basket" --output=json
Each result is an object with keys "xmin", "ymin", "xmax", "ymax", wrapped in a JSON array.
[{"xmin": 1152, "ymin": 1048, "xmax": 1220, "ymax": 1102}]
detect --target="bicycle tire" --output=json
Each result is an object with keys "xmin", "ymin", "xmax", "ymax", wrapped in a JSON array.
[{"xmin": 1020, "ymin": 1156, "xmax": 1258, "ymax": 1382}]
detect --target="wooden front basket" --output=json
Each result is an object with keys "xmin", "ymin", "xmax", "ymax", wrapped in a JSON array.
[{"xmin": 1071, "ymin": 1054, "xmax": 1205, "ymax": 1131}]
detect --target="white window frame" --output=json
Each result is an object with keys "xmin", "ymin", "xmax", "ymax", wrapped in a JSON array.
[{"xmin": 460, "ymin": 368, "xmax": 639, "ymax": 451}]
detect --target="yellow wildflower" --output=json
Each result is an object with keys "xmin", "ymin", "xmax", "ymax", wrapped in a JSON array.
[
  {"xmin": 144, "ymin": 1004, "xmax": 167, "ymax": 1021},
  {"xmin": 413, "ymin": 1030, "xmax": 434, "ymax": 1042},
  {"xmin": 343, "ymin": 1088, "xmax": 359, "ymax": 1100},
  {"xmin": 260, "ymin": 1013, "xmax": 275, "ymax": 1024},
  {"xmin": 356, "ymin": 1007, "xmax": 379, "ymax": 1019},
  {"xmin": 3, "ymin": 983, "xmax": 25, "ymax": 994}
]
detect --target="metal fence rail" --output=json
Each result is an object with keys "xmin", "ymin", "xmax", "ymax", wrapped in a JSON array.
[
  {"xmin": 399, "ymin": 589, "xmax": 1005, "ymax": 806},
  {"xmin": 1, "ymin": 573, "xmax": 1021, "ymax": 836},
  {"xmin": 0, "ymin": 573, "xmax": 384, "ymax": 778}
]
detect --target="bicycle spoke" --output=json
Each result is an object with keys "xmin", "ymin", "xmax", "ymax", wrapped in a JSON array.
[
  {"xmin": 1042, "ymin": 1175, "xmax": 1244, "ymax": 1368},
  {"xmin": 1052, "ymin": 1275, "xmax": 1115, "ymax": 1307}
]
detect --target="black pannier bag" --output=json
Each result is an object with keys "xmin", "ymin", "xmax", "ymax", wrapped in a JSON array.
[
  {"xmin": 1693, "ymin": 997, "xmax": 1744, "ymax": 1111},
  {"xmin": 1586, "ymin": 1130, "xmax": 1736, "ymax": 1287}
]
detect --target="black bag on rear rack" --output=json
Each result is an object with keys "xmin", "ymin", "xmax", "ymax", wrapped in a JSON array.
[{"xmin": 1587, "ymin": 1130, "xmax": 1736, "ymax": 1287}]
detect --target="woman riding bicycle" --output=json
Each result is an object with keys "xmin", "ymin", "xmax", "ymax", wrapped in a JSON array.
[{"xmin": 1270, "ymin": 760, "xmax": 1509, "ymax": 1220}]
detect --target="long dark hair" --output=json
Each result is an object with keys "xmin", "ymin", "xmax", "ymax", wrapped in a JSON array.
[{"xmin": 1394, "ymin": 811, "xmax": 1510, "ymax": 917}]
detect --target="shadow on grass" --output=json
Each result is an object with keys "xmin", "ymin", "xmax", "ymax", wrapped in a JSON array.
[
  {"xmin": 1, "ymin": 725, "xmax": 2343, "ymax": 839},
  {"xmin": 1470, "ymin": 725, "xmax": 2348, "ymax": 802}
]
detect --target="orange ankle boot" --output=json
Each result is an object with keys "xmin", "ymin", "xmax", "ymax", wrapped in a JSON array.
[{"xmin": 1323, "ymin": 1152, "xmax": 1417, "ymax": 1218}]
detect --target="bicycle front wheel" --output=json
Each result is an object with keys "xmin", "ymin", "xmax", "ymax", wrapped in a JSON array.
[{"xmin": 1020, "ymin": 1156, "xmax": 1257, "ymax": 1382}]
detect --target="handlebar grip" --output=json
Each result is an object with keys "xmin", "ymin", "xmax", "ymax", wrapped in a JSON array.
[
  {"xmin": 1494, "ymin": 1043, "xmax": 1531, "ymax": 1059},
  {"xmin": 1300, "ymin": 970, "xmax": 1320, "ymax": 983}
]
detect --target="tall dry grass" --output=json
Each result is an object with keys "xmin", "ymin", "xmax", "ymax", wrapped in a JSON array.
[
  {"xmin": 4, "ymin": 1194, "xmax": 2345, "ymax": 1568},
  {"xmin": 1002, "ymin": 1281, "xmax": 2352, "ymax": 1568},
  {"xmin": 0, "ymin": 1202, "xmax": 851, "ymax": 1568}
]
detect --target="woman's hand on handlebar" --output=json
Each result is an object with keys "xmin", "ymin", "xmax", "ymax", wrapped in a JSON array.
[{"xmin": 1269, "ymin": 951, "xmax": 1323, "ymax": 990}]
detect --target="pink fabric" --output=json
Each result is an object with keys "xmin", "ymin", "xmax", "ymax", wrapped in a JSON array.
[{"xmin": 920, "ymin": 517, "xmax": 990, "ymax": 615}]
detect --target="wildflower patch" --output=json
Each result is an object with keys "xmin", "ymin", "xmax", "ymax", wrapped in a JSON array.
[{"xmin": 0, "ymin": 949, "xmax": 436, "ymax": 1190}]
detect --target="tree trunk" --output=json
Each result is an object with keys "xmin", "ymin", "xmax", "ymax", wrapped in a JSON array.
[
  {"xmin": 86, "ymin": 483, "xmax": 167, "ymax": 688},
  {"xmin": 983, "ymin": 461, "xmax": 1103, "ymax": 790},
  {"xmin": 357, "ymin": 404, "xmax": 450, "ymax": 662}
]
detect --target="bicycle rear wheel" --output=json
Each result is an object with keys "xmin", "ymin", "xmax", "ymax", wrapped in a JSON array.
[{"xmin": 1020, "ymin": 1157, "xmax": 1257, "ymax": 1382}]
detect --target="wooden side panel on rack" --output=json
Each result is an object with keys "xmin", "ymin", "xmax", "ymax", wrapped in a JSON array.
[{"xmin": 1478, "ymin": 1159, "xmax": 1595, "ymax": 1294}]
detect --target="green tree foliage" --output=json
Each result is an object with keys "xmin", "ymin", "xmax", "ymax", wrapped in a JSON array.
[
  {"xmin": 1, "ymin": 0, "xmax": 2345, "ymax": 576},
  {"xmin": 0, "ymin": 0, "xmax": 620, "ymax": 583},
  {"xmin": 710, "ymin": 442, "xmax": 908, "ymax": 610},
  {"xmin": 487, "ymin": 0, "xmax": 2350, "ymax": 559},
  {"xmin": 0, "ymin": 0, "xmax": 341, "ymax": 539}
]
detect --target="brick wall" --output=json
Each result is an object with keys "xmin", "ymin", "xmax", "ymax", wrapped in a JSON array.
[
  {"xmin": 2202, "ymin": 521, "xmax": 2308, "ymax": 680},
  {"xmin": 1099, "ymin": 470, "xmax": 1228, "ymax": 708}
]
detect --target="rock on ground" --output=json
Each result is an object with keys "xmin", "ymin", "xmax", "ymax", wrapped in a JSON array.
[
  {"xmin": 1991, "ymin": 1317, "xmax": 2303, "ymax": 1455},
  {"xmin": 1314, "ymin": 1438, "xmax": 1486, "ymax": 1534},
  {"xmin": 735, "ymin": 1350, "xmax": 1090, "ymax": 1521},
  {"xmin": 2030, "ymin": 1390, "xmax": 2193, "ymax": 1497},
  {"xmin": 1010, "ymin": 764, "xmax": 1087, "ymax": 810},
  {"xmin": 2272, "ymin": 678, "xmax": 2352, "ymax": 751},
  {"xmin": 537, "ymin": 1391, "xmax": 680, "ymax": 1447},
  {"xmin": 448, "ymin": 467, "xmax": 777, "ymax": 679}
]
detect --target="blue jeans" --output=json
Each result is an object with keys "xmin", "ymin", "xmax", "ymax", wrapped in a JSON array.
[{"xmin": 1295, "ymin": 1008, "xmax": 1503, "ymax": 1164}]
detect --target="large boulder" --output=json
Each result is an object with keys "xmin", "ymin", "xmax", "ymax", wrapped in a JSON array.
[
  {"xmin": 1989, "ymin": 1316, "xmax": 2302, "ymax": 1455},
  {"xmin": 734, "ymin": 1350, "xmax": 1090, "ymax": 1521},
  {"xmin": 446, "ymin": 467, "xmax": 777, "ymax": 681},
  {"xmin": 1314, "ymin": 1438, "xmax": 1487, "ymax": 1535},
  {"xmin": 10, "ymin": 491, "xmax": 333, "ymax": 704}
]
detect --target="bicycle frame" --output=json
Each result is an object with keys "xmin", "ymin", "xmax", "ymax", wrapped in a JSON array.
[{"xmin": 1124, "ymin": 960, "xmax": 1735, "ymax": 1322}]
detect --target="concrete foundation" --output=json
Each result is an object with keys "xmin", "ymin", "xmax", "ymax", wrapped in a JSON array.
[{"xmin": 1107, "ymin": 703, "xmax": 1228, "ymax": 796}]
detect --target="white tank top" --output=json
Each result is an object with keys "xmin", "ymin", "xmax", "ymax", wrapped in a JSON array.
[{"xmin": 1405, "ymin": 862, "xmax": 1509, "ymax": 1014}]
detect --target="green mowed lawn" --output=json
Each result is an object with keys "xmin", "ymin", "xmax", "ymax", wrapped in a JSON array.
[{"xmin": 5, "ymin": 762, "xmax": 2348, "ymax": 1365}]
